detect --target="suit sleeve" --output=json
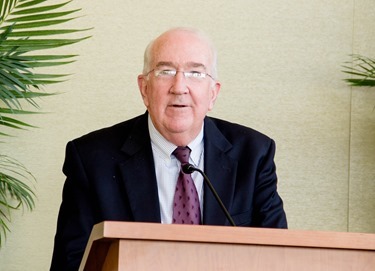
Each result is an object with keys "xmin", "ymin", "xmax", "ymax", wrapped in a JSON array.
[
  {"xmin": 252, "ymin": 139, "xmax": 287, "ymax": 228},
  {"xmin": 50, "ymin": 141, "xmax": 96, "ymax": 271}
]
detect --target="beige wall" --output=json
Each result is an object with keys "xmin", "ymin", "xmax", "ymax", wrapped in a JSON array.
[{"xmin": 1, "ymin": 0, "xmax": 374, "ymax": 270}]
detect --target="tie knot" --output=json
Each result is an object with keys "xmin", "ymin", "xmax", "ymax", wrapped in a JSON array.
[{"xmin": 173, "ymin": 146, "xmax": 191, "ymax": 164}]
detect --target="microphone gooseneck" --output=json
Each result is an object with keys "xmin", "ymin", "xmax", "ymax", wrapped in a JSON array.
[{"xmin": 182, "ymin": 163, "xmax": 236, "ymax": 226}]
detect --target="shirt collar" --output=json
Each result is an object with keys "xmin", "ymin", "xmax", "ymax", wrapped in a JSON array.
[{"xmin": 148, "ymin": 115, "xmax": 204, "ymax": 164}]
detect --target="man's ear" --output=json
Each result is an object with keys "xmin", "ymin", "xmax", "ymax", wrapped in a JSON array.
[
  {"xmin": 208, "ymin": 81, "xmax": 221, "ymax": 111},
  {"xmin": 137, "ymin": 75, "xmax": 149, "ymax": 107}
]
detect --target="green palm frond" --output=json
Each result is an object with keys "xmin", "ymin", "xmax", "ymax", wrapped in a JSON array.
[
  {"xmin": 0, "ymin": 0, "xmax": 90, "ymax": 121},
  {"xmin": 342, "ymin": 54, "xmax": 375, "ymax": 87},
  {"xmin": 0, "ymin": 0, "xmax": 90, "ymax": 246},
  {"xmin": 0, "ymin": 154, "xmax": 36, "ymax": 245}
]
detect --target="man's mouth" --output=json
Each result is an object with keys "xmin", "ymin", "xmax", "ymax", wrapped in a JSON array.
[{"xmin": 172, "ymin": 104, "xmax": 187, "ymax": 107}]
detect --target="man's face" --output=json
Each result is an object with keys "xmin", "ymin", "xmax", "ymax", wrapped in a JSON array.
[{"xmin": 138, "ymin": 30, "xmax": 221, "ymax": 146}]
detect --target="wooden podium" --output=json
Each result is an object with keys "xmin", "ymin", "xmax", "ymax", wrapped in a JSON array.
[{"xmin": 79, "ymin": 221, "xmax": 375, "ymax": 271}]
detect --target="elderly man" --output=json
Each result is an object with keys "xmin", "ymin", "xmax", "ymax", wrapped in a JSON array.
[{"xmin": 50, "ymin": 27, "xmax": 287, "ymax": 270}]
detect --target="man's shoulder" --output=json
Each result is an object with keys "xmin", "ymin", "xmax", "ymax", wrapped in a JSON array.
[
  {"xmin": 206, "ymin": 116, "xmax": 272, "ymax": 143},
  {"xmin": 71, "ymin": 114, "xmax": 147, "ymax": 147},
  {"xmin": 205, "ymin": 116, "xmax": 276, "ymax": 158}
]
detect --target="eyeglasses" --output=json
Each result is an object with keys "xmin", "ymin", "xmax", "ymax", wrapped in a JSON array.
[{"xmin": 145, "ymin": 69, "xmax": 214, "ymax": 81}]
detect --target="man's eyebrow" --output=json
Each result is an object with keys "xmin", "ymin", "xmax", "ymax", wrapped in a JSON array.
[
  {"xmin": 155, "ymin": 62, "xmax": 176, "ymax": 68},
  {"xmin": 186, "ymin": 62, "xmax": 206, "ymax": 69}
]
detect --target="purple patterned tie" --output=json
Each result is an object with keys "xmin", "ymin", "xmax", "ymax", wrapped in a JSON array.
[{"xmin": 172, "ymin": 146, "xmax": 201, "ymax": 224}]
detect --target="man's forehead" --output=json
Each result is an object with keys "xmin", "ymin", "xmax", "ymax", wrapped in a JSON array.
[
  {"xmin": 155, "ymin": 61, "xmax": 207, "ymax": 69},
  {"xmin": 152, "ymin": 31, "xmax": 212, "ymax": 56}
]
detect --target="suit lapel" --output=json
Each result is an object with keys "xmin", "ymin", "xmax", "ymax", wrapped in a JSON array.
[
  {"xmin": 116, "ymin": 114, "xmax": 237, "ymax": 225},
  {"xmin": 203, "ymin": 117, "xmax": 238, "ymax": 225},
  {"xmin": 118, "ymin": 114, "xmax": 161, "ymax": 223}
]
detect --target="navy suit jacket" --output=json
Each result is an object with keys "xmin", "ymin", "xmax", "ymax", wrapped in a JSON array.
[{"xmin": 50, "ymin": 112, "xmax": 287, "ymax": 270}]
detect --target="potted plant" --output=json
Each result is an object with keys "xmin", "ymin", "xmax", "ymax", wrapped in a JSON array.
[{"xmin": 0, "ymin": 0, "xmax": 89, "ymax": 246}]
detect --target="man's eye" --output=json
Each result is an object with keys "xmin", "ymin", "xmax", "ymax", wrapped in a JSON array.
[
  {"xmin": 189, "ymin": 71, "xmax": 205, "ymax": 78},
  {"xmin": 159, "ymin": 70, "xmax": 176, "ymax": 76}
]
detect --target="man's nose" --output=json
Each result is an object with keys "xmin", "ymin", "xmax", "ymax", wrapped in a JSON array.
[{"xmin": 170, "ymin": 71, "xmax": 188, "ymax": 94}]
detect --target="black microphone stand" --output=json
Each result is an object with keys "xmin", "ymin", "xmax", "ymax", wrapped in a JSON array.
[{"xmin": 182, "ymin": 164, "xmax": 236, "ymax": 226}]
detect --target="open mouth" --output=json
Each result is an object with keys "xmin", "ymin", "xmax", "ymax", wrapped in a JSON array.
[{"xmin": 172, "ymin": 104, "xmax": 187, "ymax": 107}]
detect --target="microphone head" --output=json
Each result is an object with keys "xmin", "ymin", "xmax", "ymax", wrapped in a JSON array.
[{"xmin": 182, "ymin": 163, "xmax": 195, "ymax": 174}]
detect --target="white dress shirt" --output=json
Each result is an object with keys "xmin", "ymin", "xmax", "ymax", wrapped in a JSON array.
[{"xmin": 148, "ymin": 116, "xmax": 204, "ymax": 224}]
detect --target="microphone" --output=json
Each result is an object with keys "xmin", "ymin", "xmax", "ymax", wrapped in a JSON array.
[{"xmin": 182, "ymin": 163, "xmax": 236, "ymax": 226}]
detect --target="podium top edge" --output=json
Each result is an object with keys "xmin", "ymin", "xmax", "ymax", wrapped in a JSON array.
[{"xmin": 90, "ymin": 221, "xmax": 375, "ymax": 251}]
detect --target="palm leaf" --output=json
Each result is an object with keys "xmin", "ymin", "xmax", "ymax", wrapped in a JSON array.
[
  {"xmin": 0, "ymin": 18, "xmax": 76, "ymax": 29},
  {"xmin": 7, "ymin": 28, "xmax": 88, "ymax": 37},
  {"xmin": 0, "ymin": 0, "xmax": 90, "ymax": 128},
  {"xmin": 0, "ymin": 0, "xmax": 90, "ymax": 246},
  {"xmin": 0, "ymin": 107, "xmax": 41, "ymax": 114},
  {"xmin": 342, "ymin": 54, "xmax": 375, "ymax": 87},
  {"xmin": 0, "ymin": 154, "xmax": 36, "ymax": 245},
  {"xmin": 11, "ymin": 2, "xmax": 70, "ymax": 15},
  {"xmin": 0, "ymin": 115, "xmax": 37, "ymax": 129}
]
